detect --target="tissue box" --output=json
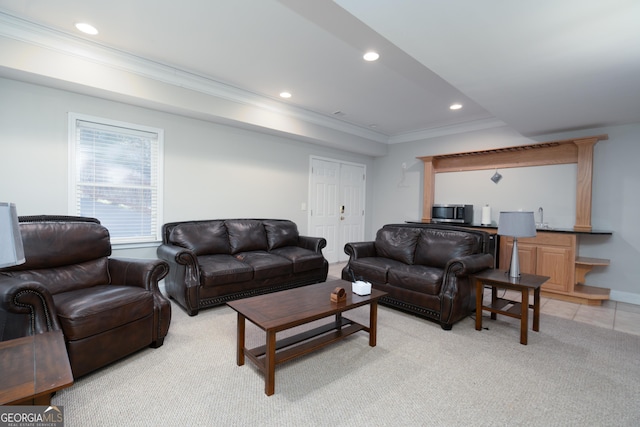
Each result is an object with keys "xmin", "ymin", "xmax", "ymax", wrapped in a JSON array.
[{"xmin": 352, "ymin": 280, "xmax": 371, "ymax": 296}]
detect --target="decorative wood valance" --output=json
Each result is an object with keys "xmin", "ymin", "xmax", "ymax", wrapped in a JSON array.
[{"xmin": 417, "ymin": 134, "xmax": 608, "ymax": 232}]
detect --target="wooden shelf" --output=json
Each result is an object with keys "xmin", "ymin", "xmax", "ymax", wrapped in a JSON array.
[
  {"xmin": 542, "ymin": 284, "xmax": 610, "ymax": 306},
  {"xmin": 418, "ymin": 134, "xmax": 608, "ymax": 231},
  {"xmin": 575, "ymin": 256, "xmax": 610, "ymax": 267}
]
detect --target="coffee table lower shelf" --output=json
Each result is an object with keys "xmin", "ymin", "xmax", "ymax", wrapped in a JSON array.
[{"xmin": 244, "ymin": 317, "xmax": 365, "ymax": 369}]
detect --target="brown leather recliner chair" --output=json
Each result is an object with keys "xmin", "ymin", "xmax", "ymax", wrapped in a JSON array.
[{"xmin": 0, "ymin": 216, "xmax": 171, "ymax": 378}]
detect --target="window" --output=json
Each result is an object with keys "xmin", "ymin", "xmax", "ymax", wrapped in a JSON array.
[{"xmin": 69, "ymin": 113, "xmax": 163, "ymax": 245}]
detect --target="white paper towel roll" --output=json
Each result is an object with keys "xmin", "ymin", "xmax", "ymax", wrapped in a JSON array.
[{"xmin": 481, "ymin": 205, "xmax": 491, "ymax": 225}]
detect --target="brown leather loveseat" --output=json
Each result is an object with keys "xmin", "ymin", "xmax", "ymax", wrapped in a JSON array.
[
  {"xmin": 342, "ymin": 223, "xmax": 493, "ymax": 330},
  {"xmin": 157, "ymin": 219, "xmax": 328, "ymax": 316},
  {"xmin": 0, "ymin": 216, "xmax": 171, "ymax": 377}
]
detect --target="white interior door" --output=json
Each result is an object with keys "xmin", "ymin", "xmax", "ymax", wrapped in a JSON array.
[{"xmin": 309, "ymin": 157, "xmax": 365, "ymax": 263}]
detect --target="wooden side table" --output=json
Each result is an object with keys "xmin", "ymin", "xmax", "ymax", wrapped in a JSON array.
[
  {"xmin": 473, "ymin": 269, "xmax": 549, "ymax": 345},
  {"xmin": 0, "ymin": 330, "xmax": 73, "ymax": 405}
]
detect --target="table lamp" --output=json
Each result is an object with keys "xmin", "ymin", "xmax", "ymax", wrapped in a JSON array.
[
  {"xmin": 498, "ymin": 211, "xmax": 536, "ymax": 279},
  {"xmin": 0, "ymin": 202, "xmax": 25, "ymax": 268}
]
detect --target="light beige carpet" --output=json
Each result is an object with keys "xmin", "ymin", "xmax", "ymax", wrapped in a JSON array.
[{"xmin": 53, "ymin": 299, "xmax": 640, "ymax": 426}]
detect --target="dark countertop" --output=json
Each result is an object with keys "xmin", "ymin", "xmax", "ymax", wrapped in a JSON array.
[{"xmin": 406, "ymin": 221, "xmax": 613, "ymax": 235}]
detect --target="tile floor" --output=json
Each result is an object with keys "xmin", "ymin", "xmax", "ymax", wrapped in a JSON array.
[{"xmin": 328, "ymin": 262, "xmax": 640, "ymax": 336}]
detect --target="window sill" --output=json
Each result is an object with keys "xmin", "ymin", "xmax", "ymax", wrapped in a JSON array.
[{"xmin": 111, "ymin": 241, "xmax": 161, "ymax": 250}]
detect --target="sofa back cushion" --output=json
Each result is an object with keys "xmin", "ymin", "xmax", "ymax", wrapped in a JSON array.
[
  {"xmin": 1, "ymin": 219, "xmax": 112, "ymax": 294},
  {"xmin": 414, "ymin": 228, "xmax": 482, "ymax": 268},
  {"xmin": 169, "ymin": 221, "xmax": 230, "ymax": 255},
  {"xmin": 374, "ymin": 227, "xmax": 420, "ymax": 265},
  {"xmin": 226, "ymin": 219, "xmax": 268, "ymax": 254},
  {"xmin": 263, "ymin": 220, "xmax": 299, "ymax": 250},
  {"xmin": 4, "ymin": 259, "xmax": 111, "ymax": 295}
]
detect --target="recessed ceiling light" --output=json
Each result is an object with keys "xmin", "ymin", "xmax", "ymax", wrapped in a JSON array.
[
  {"xmin": 75, "ymin": 22, "xmax": 98, "ymax": 35},
  {"xmin": 279, "ymin": 92, "xmax": 292, "ymax": 99},
  {"xmin": 363, "ymin": 51, "xmax": 379, "ymax": 62},
  {"xmin": 449, "ymin": 103, "xmax": 463, "ymax": 110}
]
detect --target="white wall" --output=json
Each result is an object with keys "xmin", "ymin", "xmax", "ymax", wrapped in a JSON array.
[
  {"xmin": 0, "ymin": 77, "xmax": 375, "ymax": 258},
  {"xmin": 371, "ymin": 124, "xmax": 640, "ymax": 304},
  {"xmin": 2, "ymin": 76, "xmax": 639, "ymax": 304}
]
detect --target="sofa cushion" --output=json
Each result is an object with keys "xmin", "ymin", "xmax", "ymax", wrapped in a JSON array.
[
  {"xmin": 270, "ymin": 246, "xmax": 324, "ymax": 273},
  {"xmin": 4, "ymin": 258, "xmax": 111, "ymax": 295},
  {"xmin": 169, "ymin": 221, "xmax": 230, "ymax": 255},
  {"xmin": 264, "ymin": 220, "xmax": 299, "ymax": 250},
  {"xmin": 226, "ymin": 220, "xmax": 268, "ymax": 254},
  {"xmin": 387, "ymin": 265, "xmax": 443, "ymax": 295},
  {"xmin": 234, "ymin": 252, "xmax": 292, "ymax": 280},
  {"xmin": 53, "ymin": 285, "xmax": 154, "ymax": 341},
  {"xmin": 348, "ymin": 257, "xmax": 407, "ymax": 284},
  {"xmin": 414, "ymin": 229, "xmax": 481, "ymax": 268},
  {"xmin": 198, "ymin": 254, "xmax": 254, "ymax": 287},
  {"xmin": 374, "ymin": 227, "xmax": 420, "ymax": 265}
]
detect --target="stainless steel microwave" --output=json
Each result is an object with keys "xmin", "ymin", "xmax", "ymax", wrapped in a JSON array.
[{"xmin": 432, "ymin": 204, "xmax": 473, "ymax": 224}]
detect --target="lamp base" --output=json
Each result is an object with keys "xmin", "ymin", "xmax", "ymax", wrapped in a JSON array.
[{"xmin": 508, "ymin": 238, "xmax": 521, "ymax": 279}]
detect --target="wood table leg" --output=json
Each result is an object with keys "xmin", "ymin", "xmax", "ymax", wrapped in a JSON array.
[
  {"xmin": 475, "ymin": 279, "xmax": 483, "ymax": 331},
  {"xmin": 369, "ymin": 301, "xmax": 378, "ymax": 347},
  {"xmin": 533, "ymin": 288, "xmax": 540, "ymax": 332},
  {"xmin": 491, "ymin": 285, "xmax": 498, "ymax": 320},
  {"xmin": 236, "ymin": 313, "xmax": 245, "ymax": 366},
  {"xmin": 520, "ymin": 288, "xmax": 529, "ymax": 345},
  {"xmin": 265, "ymin": 329, "xmax": 276, "ymax": 396}
]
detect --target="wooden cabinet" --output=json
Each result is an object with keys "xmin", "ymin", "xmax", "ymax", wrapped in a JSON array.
[
  {"xmin": 500, "ymin": 232, "xmax": 575, "ymax": 293},
  {"xmin": 499, "ymin": 232, "xmax": 609, "ymax": 305}
]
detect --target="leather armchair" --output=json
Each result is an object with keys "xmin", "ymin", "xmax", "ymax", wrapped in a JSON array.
[{"xmin": 0, "ymin": 216, "xmax": 171, "ymax": 377}]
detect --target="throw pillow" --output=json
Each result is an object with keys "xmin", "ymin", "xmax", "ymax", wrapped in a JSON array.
[
  {"xmin": 264, "ymin": 220, "xmax": 299, "ymax": 250},
  {"xmin": 374, "ymin": 227, "xmax": 420, "ymax": 265}
]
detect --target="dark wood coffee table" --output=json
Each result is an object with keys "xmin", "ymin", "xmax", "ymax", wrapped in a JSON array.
[
  {"xmin": 0, "ymin": 330, "xmax": 73, "ymax": 405},
  {"xmin": 227, "ymin": 279, "xmax": 387, "ymax": 396}
]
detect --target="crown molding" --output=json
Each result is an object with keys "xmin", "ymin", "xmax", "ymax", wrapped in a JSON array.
[
  {"xmin": 387, "ymin": 117, "xmax": 507, "ymax": 144},
  {"xmin": 0, "ymin": 12, "xmax": 389, "ymax": 144}
]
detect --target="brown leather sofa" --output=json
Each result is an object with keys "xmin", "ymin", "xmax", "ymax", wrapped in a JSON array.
[
  {"xmin": 0, "ymin": 216, "xmax": 171, "ymax": 378},
  {"xmin": 342, "ymin": 223, "xmax": 494, "ymax": 330},
  {"xmin": 157, "ymin": 219, "xmax": 328, "ymax": 316}
]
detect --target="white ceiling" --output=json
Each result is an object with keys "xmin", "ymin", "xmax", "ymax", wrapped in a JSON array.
[{"xmin": 1, "ymin": 0, "xmax": 638, "ymax": 142}]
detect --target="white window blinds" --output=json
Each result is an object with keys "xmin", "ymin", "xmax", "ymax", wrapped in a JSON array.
[{"xmin": 69, "ymin": 114, "xmax": 163, "ymax": 244}]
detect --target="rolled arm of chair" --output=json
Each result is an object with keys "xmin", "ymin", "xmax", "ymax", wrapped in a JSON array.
[
  {"xmin": 298, "ymin": 235, "xmax": 327, "ymax": 253},
  {"xmin": 108, "ymin": 258, "xmax": 170, "ymax": 291},
  {"xmin": 108, "ymin": 258, "xmax": 171, "ymax": 346},
  {"xmin": 0, "ymin": 276, "xmax": 61, "ymax": 339},
  {"xmin": 344, "ymin": 241, "xmax": 376, "ymax": 260}
]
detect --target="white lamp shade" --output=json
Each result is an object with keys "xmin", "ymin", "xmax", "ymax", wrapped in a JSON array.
[
  {"xmin": 0, "ymin": 202, "xmax": 25, "ymax": 268},
  {"xmin": 497, "ymin": 211, "xmax": 537, "ymax": 238}
]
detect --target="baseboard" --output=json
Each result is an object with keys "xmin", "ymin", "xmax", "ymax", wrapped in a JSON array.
[{"xmin": 610, "ymin": 290, "xmax": 640, "ymax": 306}]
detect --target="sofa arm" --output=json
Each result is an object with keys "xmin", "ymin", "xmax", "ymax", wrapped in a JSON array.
[
  {"xmin": 157, "ymin": 244, "xmax": 199, "ymax": 267},
  {"xmin": 0, "ymin": 276, "xmax": 61, "ymax": 340},
  {"xmin": 439, "ymin": 253, "xmax": 494, "ymax": 328},
  {"xmin": 344, "ymin": 241, "xmax": 376, "ymax": 259},
  {"xmin": 298, "ymin": 235, "xmax": 327, "ymax": 253},
  {"xmin": 108, "ymin": 258, "xmax": 170, "ymax": 291},
  {"xmin": 156, "ymin": 244, "xmax": 201, "ymax": 316},
  {"xmin": 446, "ymin": 253, "xmax": 495, "ymax": 277}
]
